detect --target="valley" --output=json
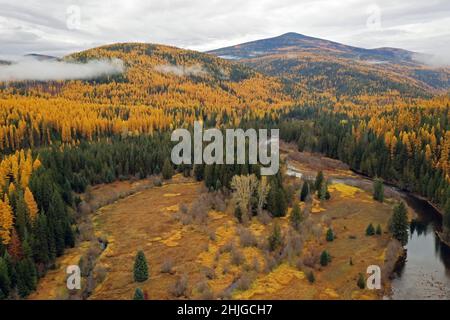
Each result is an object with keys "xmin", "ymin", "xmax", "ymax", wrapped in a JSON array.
[{"xmin": 29, "ymin": 145, "xmax": 419, "ymax": 300}]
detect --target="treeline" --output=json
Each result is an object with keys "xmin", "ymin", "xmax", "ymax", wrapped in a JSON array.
[
  {"xmin": 0, "ymin": 134, "xmax": 173, "ymax": 299},
  {"xmin": 278, "ymin": 106, "xmax": 450, "ymax": 237}
]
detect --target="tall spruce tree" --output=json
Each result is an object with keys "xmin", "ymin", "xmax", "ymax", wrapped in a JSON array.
[
  {"xmin": 373, "ymin": 178, "xmax": 384, "ymax": 202},
  {"xmin": 133, "ymin": 250, "xmax": 149, "ymax": 282},
  {"xmin": 314, "ymin": 171, "xmax": 324, "ymax": 191},
  {"xmin": 389, "ymin": 202, "xmax": 409, "ymax": 246},
  {"xmin": 300, "ymin": 182, "xmax": 310, "ymax": 202}
]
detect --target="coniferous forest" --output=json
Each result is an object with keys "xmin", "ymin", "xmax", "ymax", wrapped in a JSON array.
[{"xmin": 0, "ymin": 21, "xmax": 449, "ymax": 300}]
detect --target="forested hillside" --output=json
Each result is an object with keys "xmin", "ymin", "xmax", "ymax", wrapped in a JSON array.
[
  {"xmin": 209, "ymin": 32, "xmax": 450, "ymax": 97},
  {"xmin": 0, "ymin": 40, "xmax": 449, "ymax": 299}
]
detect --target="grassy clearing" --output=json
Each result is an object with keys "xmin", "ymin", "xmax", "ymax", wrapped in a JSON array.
[{"xmin": 30, "ymin": 151, "xmax": 404, "ymax": 300}]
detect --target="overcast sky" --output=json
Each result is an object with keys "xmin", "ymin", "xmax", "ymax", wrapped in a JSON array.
[{"xmin": 1, "ymin": 0, "xmax": 449, "ymax": 58}]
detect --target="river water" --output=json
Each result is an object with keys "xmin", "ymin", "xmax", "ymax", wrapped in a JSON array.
[
  {"xmin": 389, "ymin": 195, "xmax": 450, "ymax": 299},
  {"xmin": 286, "ymin": 165, "xmax": 450, "ymax": 299}
]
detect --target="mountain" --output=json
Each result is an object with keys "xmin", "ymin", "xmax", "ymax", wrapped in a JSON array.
[
  {"xmin": 1, "ymin": 43, "xmax": 295, "ymax": 113},
  {"xmin": 208, "ymin": 32, "xmax": 416, "ymax": 64},
  {"xmin": 208, "ymin": 33, "xmax": 450, "ymax": 97},
  {"xmin": 24, "ymin": 53, "xmax": 60, "ymax": 61}
]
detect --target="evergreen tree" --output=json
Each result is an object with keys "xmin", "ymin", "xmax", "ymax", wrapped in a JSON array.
[
  {"xmin": 267, "ymin": 183, "xmax": 287, "ymax": 217},
  {"xmin": 373, "ymin": 178, "xmax": 384, "ymax": 202},
  {"xmin": 133, "ymin": 250, "xmax": 149, "ymax": 282},
  {"xmin": 33, "ymin": 213, "xmax": 50, "ymax": 265},
  {"xmin": 162, "ymin": 159, "xmax": 174, "ymax": 180},
  {"xmin": 307, "ymin": 270, "xmax": 315, "ymax": 284},
  {"xmin": 133, "ymin": 287, "xmax": 145, "ymax": 300},
  {"xmin": 443, "ymin": 200, "xmax": 450, "ymax": 239},
  {"xmin": 0, "ymin": 257, "xmax": 11, "ymax": 299},
  {"xmin": 366, "ymin": 223, "xmax": 375, "ymax": 236},
  {"xmin": 326, "ymin": 228, "xmax": 334, "ymax": 242},
  {"xmin": 357, "ymin": 273, "xmax": 365, "ymax": 289},
  {"xmin": 376, "ymin": 224, "xmax": 382, "ymax": 235},
  {"xmin": 193, "ymin": 164, "xmax": 204, "ymax": 181},
  {"xmin": 318, "ymin": 181, "xmax": 330, "ymax": 200},
  {"xmin": 234, "ymin": 206, "xmax": 242, "ymax": 223},
  {"xmin": 314, "ymin": 171, "xmax": 324, "ymax": 192},
  {"xmin": 300, "ymin": 182, "xmax": 310, "ymax": 202},
  {"xmin": 268, "ymin": 223, "xmax": 282, "ymax": 252},
  {"xmin": 320, "ymin": 250, "xmax": 331, "ymax": 266},
  {"xmin": 290, "ymin": 202, "xmax": 302, "ymax": 231},
  {"xmin": 389, "ymin": 202, "xmax": 409, "ymax": 246}
]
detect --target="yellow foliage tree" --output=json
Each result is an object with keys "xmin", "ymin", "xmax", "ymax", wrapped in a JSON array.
[
  {"xmin": 24, "ymin": 187, "xmax": 39, "ymax": 221},
  {"xmin": 0, "ymin": 196, "xmax": 14, "ymax": 245}
]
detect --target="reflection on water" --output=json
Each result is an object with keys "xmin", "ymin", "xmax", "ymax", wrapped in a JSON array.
[
  {"xmin": 286, "ymin": 163, "xmax": 450, "ymax": 299},
  {"xmin": 390, "ymin": 196, "xmax": 450, "ymax": 300}
]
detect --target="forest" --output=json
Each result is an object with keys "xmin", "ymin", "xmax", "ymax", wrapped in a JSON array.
[{"xmin": 0, "ymin": 42, "xmax": 449, "ymax": 299}]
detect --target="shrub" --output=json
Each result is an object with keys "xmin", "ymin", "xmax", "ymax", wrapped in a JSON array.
[
  {"xmin": 153, "ymin": 176, "xmax": 162, "ymax": 187},
  {"xmin": 307, "ymin": 271, "xmax": 315, "ymax": 284},
  {"xmin": 366, "ymin": 223, "xmax": 375, "ymax": 236},
  {"xmin": 326, "ymin": 228, "xmax": 334, "ymax": 242},
  {"xmin": 235, "ymin": 272, "xmax": 255, "ymax": 291},
  {"xmin": 170, "ymin": 274, "xmax": 188, "ymax": 297},
  {"xmin": 160, "ymin": 259, "xmax": 174, "ymax": 274},
  {"xmin": 237, "ymin": 227, "xmax": 258, "ymax": 247},
  {"xmin": 195, "ymin": 281, "xmax": 214, "ymax": 300},
  {"xmin": 162, "ymin": 159, "xmax": 174, "ymax": 180},
  {"xmin": 133, "ymin": 287, "xmax": 144, "ymax": 300},
  {"xmin": 231, "ymin": 247, "xmax": 245, "ymax": 266}
]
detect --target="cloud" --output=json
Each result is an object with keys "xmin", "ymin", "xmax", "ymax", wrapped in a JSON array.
[
  {"xmin": 0, "ymin": 0, "xmax": 449, "ymax": 56},
  {"xmin": 155, "ymin": 64, "xmax": 207, "ymax": 77},
  {"xmin": 0, "ymin": 57, "xmax": 124, "ymax": 81},
  {"xmin": 412, "ymin": 53, "xmax": 450, "ymax": 67}
]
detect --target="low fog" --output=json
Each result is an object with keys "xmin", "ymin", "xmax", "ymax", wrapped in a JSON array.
[
  {"xmin": 0, "ymin": 58, "xmax": 125, "ymax": 81},
  {"xmin": 413, "ymin": 53, "xmax": 450, "ymax": 68},
  {"xmin": 155, "ymin": 64, "xmax": 207, "ymax": 77}
]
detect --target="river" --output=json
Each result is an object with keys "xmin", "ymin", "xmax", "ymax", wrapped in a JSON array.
[{"xmin": 286, "ymin": 164, "xmax": 450, "ymax": 299}]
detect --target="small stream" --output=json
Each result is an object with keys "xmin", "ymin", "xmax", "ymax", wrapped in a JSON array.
[{"xmin": 286, "ymin": 165, "xmax": 450, "ymax": 299}]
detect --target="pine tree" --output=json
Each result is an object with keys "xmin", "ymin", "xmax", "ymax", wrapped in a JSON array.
[
  {"xmin": 307, "ymin": 270, "xmax": 315, "ymax": 284},
  {"xmin": 376, "ymin": 224, "xmax": 382, "ymax": 235},
  {"xmin": 326, "ymin": 228, "xmax": 334, "ymax": 242},
  {"xmin": 290, "ymin": 202, "xmax": 302, "ymax": 231},
  {"xmin": 320, "ymin": 250, "xmax": 331, "ymax": 266},
  {"xmin": 357, "ymin": 273, "xmax": 365, "ymax": 289},
  {"xmin": 314, "ymin": 171, "xmax": 324, "ymax": 191},
  {"xmin": 193, "ymin": 164, "xmax": 204, "ymax": 181},
  {"xmin": 268, "ymin": 223, "xmax": 282, "ymax": 252},
  {"xmin": 366, "ymin": 223, "xmax": 375, "ymax": 236},
  {"xmin": 318, "ymin": 181, "xmax": 330, "ymax": 200},
  {"xmin": 389, "ymin": 202, "xmax": 409, "ymax": 246},
  {"xmin": 133, "ymin": 287, "xmax": 145, "ymax": 300},
  {"xmin": 162, "ymin": 159, "xmax": 174, "ymax": 180},
  {"xmin": 300, "ymin": 182, "xmax": 310, "ymax": 202},
  {"xmin": 373, "ymin": 178, "xmax": 384, "ymax": 202},
  {"xmin": 133, "ymin": 250, "xmax": 149, "ymax": 282},
  {"xmin": 0, "ymin": 256, "xmax": 11, "ymax": 299}
]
